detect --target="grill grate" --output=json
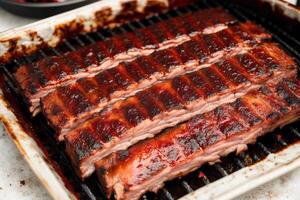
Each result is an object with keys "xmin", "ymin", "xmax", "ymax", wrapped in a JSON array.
[{"xmin": 0, "ymin": 0, "xmax": 299, "ymax": 200}]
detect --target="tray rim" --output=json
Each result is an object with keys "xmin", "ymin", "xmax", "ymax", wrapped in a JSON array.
[
  {"xmin": 0, "ymin": 0, "xmax": 300, "ymax": 200},
  {"xmin": 0, "ymin": 91, "xmax": 76, "ymax": 200},
  {"xmin": 0, "ymin": 0, "xmax": 91, "ymax": 7},
  {"xmin": 0, "ymin": 0, "xmax": 174, "ymax": 63}
]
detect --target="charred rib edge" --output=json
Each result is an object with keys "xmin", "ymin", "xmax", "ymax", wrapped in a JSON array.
[
  {"xmin": 30, "ymin": 23, "xmax": 230, "ymax": 114},
  {"xmin": 57, "ymin": 41, "xmax": 261, "ymax": 137},
  {"xmin": 73, "ymin": 69, "xmax": 295, "ymax": 178},
  {"xmin": 109, "ymin": 112, "xmax": 300, "ymax": 200}
]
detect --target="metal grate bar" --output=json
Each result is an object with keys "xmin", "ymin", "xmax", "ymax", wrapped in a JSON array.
[
  {"xmin": 162, "ymin": 188, "xmax": 175, "ymax": 200},
  {"xmin": 111, "ymin": 27, "xmax": 124, "ymax": 35},
  {"xmin": 276, "ymin": 134, "xmax": 288, "ymax": 147},
  {"xmin": 233, "ymin": 157, "xmax": 245, "ymax": 168},
  {"xmin": 1, "ymin": 66, "xmax": 20, "ymax": 91},
  {"xmin": 50, "ymin": 48, "xmax": 62, "ymax": 56},
  {"xmin": 2, "ymin": 65, "xmax": 15, "ymax": 80},
  {"xmin": 132, "ymin": 20, "xmax": 146, "ymax": 28},
  {"xmin": 108, "ymin": 29, "xmax": 117, "ymax": 36},
  {"xmin": 121, "ymin": 24, "xmax": 133, "ymax": 32},
  {"xmin": 83, "ymin": 34, "xmax": 96, "ymax": 44},
  {"xmin": 169, "ymin": 9, "xmax": 184, "ymax": 16},
  {"xmin": 81, "ymin": 184, "xmax": 96, "ymax": 200},
  {"xmin": 23, "ymin": 57, "xmax": 38, "ymax": 67},
  {"xmin": 291, "ymin": 127, "xmax": 300, "ymax": 138},
  {"xmin": 12, "ymin": 59, "xmax": 23, "ymax": 66},
  {"xmin": 117, "ymin": 26, "xmax": 129, "ymax": 34},
  {"xmin": 95, "ymin": 31, "xmax": 106, "ymax": 40},
  {"xmin": 74, "ymin": 36, "xmax": 86, "ymax": 47},
  {"xmin": 123, "ymin": 23, "xmax": 136, "ymax": 31},
  {"xmin": 181, "ymin": 180, "xmax": 194, "ymax": 193},
  {"xmin": 198, "ymin": 171, "xmax": 210, "ymax": 185},
  {"xmin": 257, "ymin": 141, "xmax": 272, "ymax": 154},
  {"xmin": 164, "ymin": 10, "xmax": 178, "ymax": 18},
  {"xmin": 149, "ymin": 15, "xmax": 161, "ymax": 24},
  {"xmin": 156, "ymin": 13, "xmax": 169, "ymax": 21},
  {"xmin": 37, "ymin": 50, "xmax": 48, "ymax": 59},
  {"xmin": 98, "ymin": 29, "xmax": 113, "ymax": 38},
  {"xmin": 269, "ymin": 22, "xmax": 300, "ymax": 47},
  {"xmin": 63, "ymin": 40, "xmax": 77, "ymax": 51},
  {"xmin": 251, "ymin": 152, "xmax": 260, "ymax": 162},
  {"xmin": 272, "ymin": 34, "xmax": 300, "ymax": 64},
  {"xmin": 140, "ymin": 18, "xmax": 153, "ymax": 26},
  {"xmin": 214, "ymin": 163, "xmax": 229, "ymax": 176}
]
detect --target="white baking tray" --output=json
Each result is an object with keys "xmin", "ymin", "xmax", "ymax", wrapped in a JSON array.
[{"xmin": 0, "ymin": 0, "xmax": 299, "ymax": 199}]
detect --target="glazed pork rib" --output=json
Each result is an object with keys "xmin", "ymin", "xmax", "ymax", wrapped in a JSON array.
[
  {"xmin": 42, "ymin": 22, "xmax": 271, "ymax": 138},
  {"xmin": 65, "ymin": 42, "xmax": 297, "ymax": 178},
  {"xmin": 96, "ymin": 78, "xmax": 300, "ymax": 200},
  {"xmin": 13, "ymin": 8, "xmax": 237, "ymax": 114}
]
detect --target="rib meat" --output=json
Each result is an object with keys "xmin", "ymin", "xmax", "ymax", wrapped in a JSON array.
[
  {"xmin": 96, "ymin": 79, "xmax": 300, "ymax": 200},
  {"xmin": 13, "ymin": 8, "xmax": 237, "ymax": 114},
  {"xmin": 64, "ymin": 42, "xmax": 297, "ymax": 178},
  {"xmin": 42, "ymin": 22, "xmax": 270, "ymax": 138}
]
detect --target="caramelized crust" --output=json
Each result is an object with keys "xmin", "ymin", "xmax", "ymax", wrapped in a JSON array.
[
  {"xmin": 96, "ymin": 79, "xmax": 300, "ymax": 200},
  {"xmin": 14, "ymin": 8, "xmax": 237, "ymax": 114},
  {"xmin": 41, "ymin": 22, "xmax": 271, "ymax": 136},
  {"xmin": 64, "ymin": 42, "xmax": 297, "ymax": 178}
]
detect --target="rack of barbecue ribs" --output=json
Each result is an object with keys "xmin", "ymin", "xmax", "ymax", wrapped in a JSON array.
[{"xmin": 12, "ymin": 7, "xmax": 300, "ymax": 200}]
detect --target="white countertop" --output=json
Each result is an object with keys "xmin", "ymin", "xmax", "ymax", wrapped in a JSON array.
[{"xmin": 0, "ymin": 3, "xmax": 299, "ymax": 200}]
